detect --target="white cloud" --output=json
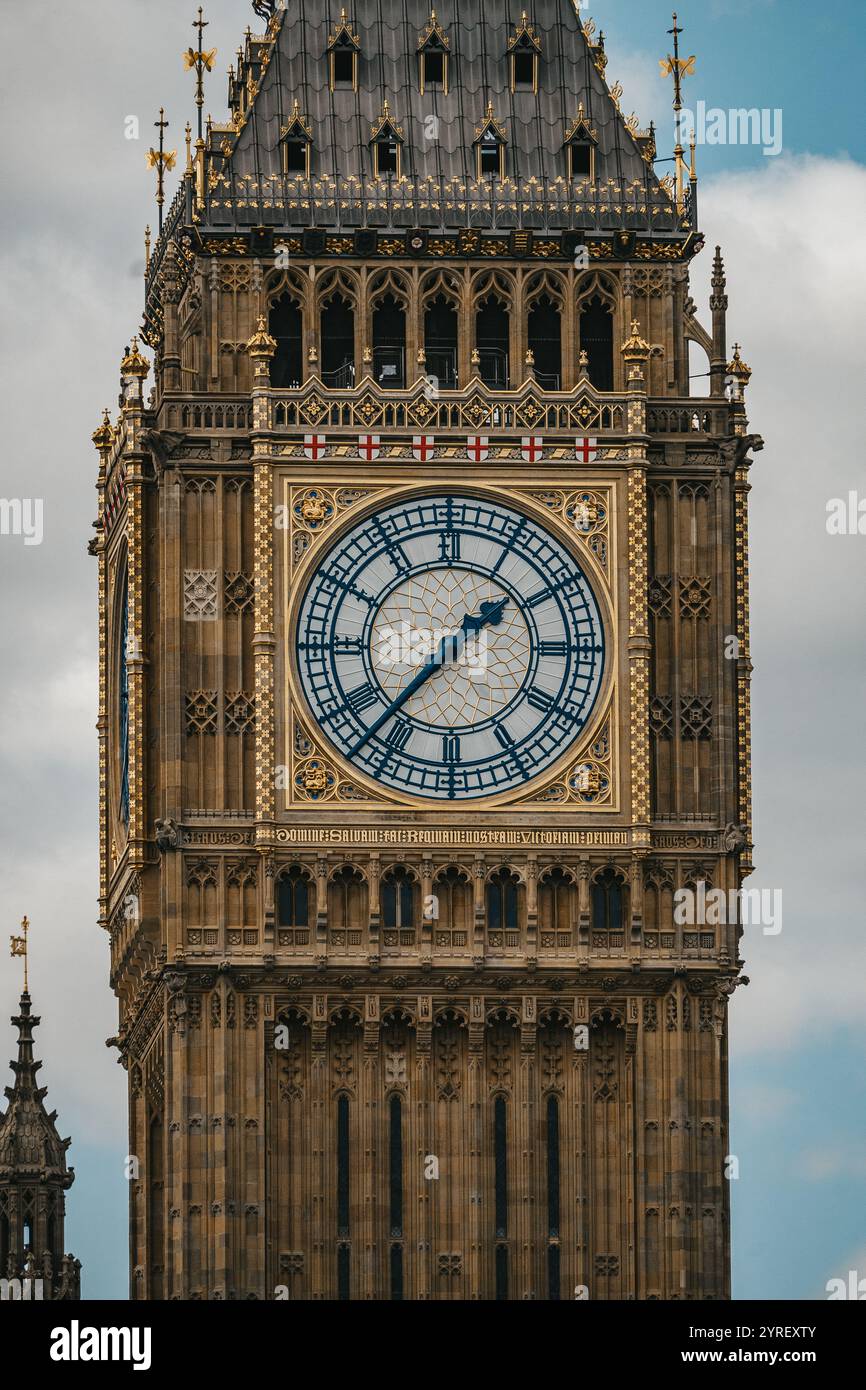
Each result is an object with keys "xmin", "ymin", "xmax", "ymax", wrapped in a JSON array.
[{"xmin": 690, "ymin": 154, "xmax": 866, "ymax": 1058}]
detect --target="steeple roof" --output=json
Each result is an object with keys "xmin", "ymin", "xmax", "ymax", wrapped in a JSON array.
[
  {"xmin": 0, "ymin": 992, "xmax": 74, "ymax": 1186},
  {"xmin": 193, "ymin": 1, "xmax": 679, "ymax": 235}
]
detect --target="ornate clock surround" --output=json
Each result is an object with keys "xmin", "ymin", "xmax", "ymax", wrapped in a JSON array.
[{"xmin": 279, "ymin": 473, "xmax": 621, "ymax": 812}]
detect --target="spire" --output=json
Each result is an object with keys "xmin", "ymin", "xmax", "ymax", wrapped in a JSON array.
[
  {"xmin": 710, "ymin": 245, "xmax": 729, "ymax": 397},
  {"xmin": 0, "ymin": 989, "xmax": 80, "ymax": 1296},
  {"xmin": 710, "ymin": 246, "xmax": 728, "ymax": 310},
  {"xmin": 0, "ymin": 992, "xmax": 72, "ymax": 1181}
]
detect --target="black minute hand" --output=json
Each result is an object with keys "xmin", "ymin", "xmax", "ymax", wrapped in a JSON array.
[{"xmin": 347, "ymin": 595, "xmax": 508, "ymax": 757}]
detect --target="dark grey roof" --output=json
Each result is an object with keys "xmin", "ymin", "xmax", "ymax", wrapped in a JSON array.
[
  {"xmin": 184, "ymin": 2, "xmax": 683, "ymax": 235},
  {"xmin": 229, "ymin": 1, "xmax": 657, "ymax": 186}
]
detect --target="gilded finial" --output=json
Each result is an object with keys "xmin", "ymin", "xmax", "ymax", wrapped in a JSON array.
[
  {"xmin": 727, "ymin": 343, "xmax": 751, "ymax": 385},
  {"xmin": 578, "ymin": 349, "xmax": 589, "ymax": 372},
  {"xmin": 621, "ymin": 319, "xmax": 650, "ymax": 360},
  {"xmin": 470, "ymin": 347, "xmax": 481, "ymax": 365},
  {"xmin": 184, "ymin": 7, "xmax": 217, "ymax": 143},
  {"xmin": 92, "ymin": 408, "xmax": 115, "ymax": 454},
  {"xmin": 121, "ymin": 337, "xmax": 151, "ymax": 379},
  {"xmin": 185, "ymin": 122, "xmax": 193, "ymax": 172},
  {"xmin": 144, "ymin": 224, "xmax": 151, "ymax": 274},
  {"xmin": 246, "ymin": 315, "xmax": 278, "ymax": 358},
  {"xmin": 9, "ymin": 915, "xmax": 30, "ymax": 994},
  {"xmin": 146, "ymin": 108, "xmax": 177, "ymax": 232},
  {"xmin": 660, "ymin": 12, "xmax": 696, "ymax": 216}
]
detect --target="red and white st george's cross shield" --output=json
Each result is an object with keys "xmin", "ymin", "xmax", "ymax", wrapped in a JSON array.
[
  {"xmin": 358, "ymin": 434, "xmax": 381, "ymax": 461},
  {"xmin": 412, "ymin": 435, "xmax": 435, "ymax": 462},
  {"xmin": 466, "ymin": 436, "xmax": 489, "ymax": 462},
  {"xmin": 304, "ymin": 434, "xmax": 326, "ymax": 460},
  {"xmin": 521, "ymin": 435, "xmax": 544, "ymax": 463},
  {"xmin": 575, "ymin": 436, "xmax": 599, "ymax": 463}
]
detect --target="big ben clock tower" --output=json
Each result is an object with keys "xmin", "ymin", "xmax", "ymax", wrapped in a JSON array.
[{"xmin": 94, "ymin": 2, "xmax": 759, "ymax": 1300}]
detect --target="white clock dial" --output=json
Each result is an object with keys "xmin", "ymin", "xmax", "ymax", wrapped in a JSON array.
[{"xmin": 295, "ymin": 495, "xmax": 606, "ymax": 800}]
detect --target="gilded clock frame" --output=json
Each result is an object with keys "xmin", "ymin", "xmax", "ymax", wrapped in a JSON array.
[{"xmin": 279, "ymin": 475, "xmax": 621, "ymax": 812}]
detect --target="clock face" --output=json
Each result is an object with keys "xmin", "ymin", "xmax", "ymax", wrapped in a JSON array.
[{"xmin": 295, "ymin": 494, "xmax": 606, "ymax": 800}]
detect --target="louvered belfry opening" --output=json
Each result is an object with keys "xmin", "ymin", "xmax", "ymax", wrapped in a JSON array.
[
  {"xmin": 320, "ymin": 295, "xmax": 355, "ymax": 387},
  {"xmin": 269, "ymin": 294, "xmax": 302, "ymax": 388},
  {"xmin": 476, "ymin": 296, "xmax": 509, "ymax": 387}
]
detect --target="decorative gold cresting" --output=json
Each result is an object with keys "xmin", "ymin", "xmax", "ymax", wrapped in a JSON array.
[{"xmin": 9, "ymin": 915, "xmax": 29, "ymax": 993}]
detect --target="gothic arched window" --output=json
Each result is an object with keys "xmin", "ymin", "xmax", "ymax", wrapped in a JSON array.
[
  {"xmin": 424, "ymin": 292, "xmax": 458, "ymax": 388},
  {"xmin": 486, "ymin": 868, "xmax": 521, "ymax": 950},
  {"xmin": 432, "ymin": 866, "xmax": 471, "ymax": 951},
  {"xmin": 527, "ymin": 293, "xmax": 562, "ymax": 389},
  {"xmin": 328, "ymin": 866, "xmax": 366, "ymax": 950},
  {"xmin": 268, "ymin": 293, "xmax": 302, "ymax": 388},
  {"xmin": 320, "ymin": 294, "xmax": 355, "ymax": 387},
  {"xmin": 277, "ymin": 865, "xmax": 309, "ymax": 932},
  {"xmin": 579, "ymin": 294, "xmax": 614, "ymax": 391},
  {"xmin": 591, "ymin": 866, "xmax": 626, "ymax": 947},
  {"xmin": 372, "ymin": 291, "xmax": 406, "ymax": 386},
  {"xmin": 538, "ymin": 867, "xmax": 575, "ymax": 952},
  {"xmin": 475, "ymin": 295, "xmax": 510, "ymax": 388},
  {"xmin": 381, "ymin": 865, "xmax": 414, "ymax": 936}
]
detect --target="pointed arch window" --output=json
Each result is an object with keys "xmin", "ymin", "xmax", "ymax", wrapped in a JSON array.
[
  {"xmin": 564, "ymin": 104, "xmax": 598, "ymax": 182},
  {"xmin": 328, "ymin": 10, "xmax": 360, "ymax": 90},
  {"xmin": 508, "ymin": 13, "xmax": 542, "ymax": 92},
  {"xmin": 276, "ymin": 864, "xmax": 310, "ymax": 942},
  {"xmin": 591, "ymin": 866, "xmax": 626, "ymax": 948},
  {"xmin": 538, "ymin": 867, "xmax": 575, "ymax": 951},
  {"xmin": 328, "ymin": 865, "xmax": 366, "ymax": 949},
  {"xmin": 579, "ymin": 292, "xmax": 614, "ymax": 391},
  {"xmin": 418, "ymin": 11, "xmax": 450, "ymax": 93},
  {"xmin": 320, "ymin": 290, "xmax": 355, "ymax": 387},
  {"xmin": 475, "ymin": 290, "xmax": 510, "ymax": 387},
  {"xmin": 381, "ymin": 864, "xmax": 415, "ymax": 943},
  {"xmin": 527, "ymin": 287, "xmax": 562, "ymax": 390},
  {"xmin": 432, "ymin": 866, "xmax": 471, "ymax": 951},
  {"xmin": 423, "ymin": 289, "xmax": 458, "ymax": 388},
  {"xmin": 371, "ymin": 101, "xmax": 404, "ymax": 178},
  {"xmin": 280, "ymin": 102, "xmax": 312, "ymax": 176},
  {"xmin": 268, "ymin": 292, "xmax": 303, "ymax": 388},
  {"xmin": 371, "ymin": 288, "xmax": 407, "ymax": 386},
  {"xmin": 486, "ymin": 867, "xmax": 521, "ymax": 949},
  {"xmin": 475, "ymin": 103, "xmax": 507, "ymax": 179}
]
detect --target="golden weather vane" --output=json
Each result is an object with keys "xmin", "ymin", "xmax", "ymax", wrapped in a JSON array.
[
  {"xmin": 183, "ymin": 7, "xmax": 217, "ymax": 143},
  {"xmin": 146, "ymin": 107, "xmax": 177, "ymax": 233},
  {"xmin": 659, "ymin": 13, "xmax": 696, "ymax": 215},
  {"xmin": 10, "ymin": 915, "xmax": 29, "ymax": 994}
]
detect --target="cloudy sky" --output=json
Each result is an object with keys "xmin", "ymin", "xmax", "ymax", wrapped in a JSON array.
[{"xmin": 0, "ymin": 0, "xmax": 863, "ymax": 1300}]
